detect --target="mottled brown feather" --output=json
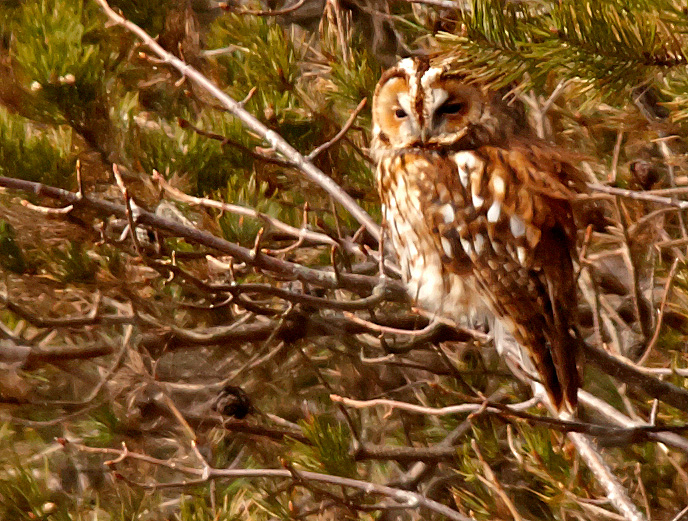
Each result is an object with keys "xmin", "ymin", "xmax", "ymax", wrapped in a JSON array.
[
  {"xmin": 373, "ymin": 57, "xmax": 585, "ymax": 411},
  {"xmin": 378, "ymin": 146, "xmax": 581, "ymax": 410}
]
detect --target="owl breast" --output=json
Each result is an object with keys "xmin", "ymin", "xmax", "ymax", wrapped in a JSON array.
[{"xmin": 378, "ymin": 150, "xmax": 487, "ymax": 323}]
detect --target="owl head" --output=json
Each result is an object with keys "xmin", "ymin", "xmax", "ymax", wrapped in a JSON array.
[{"xmin": 371, "ymin": 56, "xmax": 528, "ymax": 161}]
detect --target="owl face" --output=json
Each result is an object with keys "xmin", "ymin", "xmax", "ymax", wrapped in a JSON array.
[{"xmin": 371, "ymin": 57, "xmax": 523, "ymax": 160}]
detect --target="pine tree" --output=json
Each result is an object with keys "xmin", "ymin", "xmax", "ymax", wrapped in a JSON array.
[{"xmin": 0, "ymin": 1, "xmax": 687, "ymax": 520}]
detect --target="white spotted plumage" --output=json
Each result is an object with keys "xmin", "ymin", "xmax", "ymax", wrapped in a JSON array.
[
  {"xmin": 372, "ymin": 56, "xmax": 586, "ymax": 411},
  {"xmin": 487, "ymin": 201, "xmax": 501, "ymax": 223}
]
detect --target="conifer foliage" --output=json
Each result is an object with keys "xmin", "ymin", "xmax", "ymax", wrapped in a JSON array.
[{"xmin": 0, "ymin": 1, "xmax": 688, "ymax": 520}]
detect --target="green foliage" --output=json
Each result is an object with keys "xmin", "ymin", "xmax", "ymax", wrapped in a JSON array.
[
  {"xmin": 116, "ymin": 93, "xmax": 244, "ymax": 195},
  {"xmin": 207, "ymin": 14, "xmax": 372, "ymax": 183},
  {"xmin": 439, "ymin": 0, "xmax": 688, "ymax": 101},
  {"xmin": 208, "ymin": 15, "xmax": 300, "ymax": 104},
  {"xmin": 11, "ymin": 0, "xmax": 110, "ymax": 126},
  {"xmin": 130, "ymin": 112, "xmax": 227, "ymax": 193},
  {"xmin": 218, "ymin": 174, "xmax": 286, "ymax": 245},
  {"xmin": 0, "ymin": 220, "xmax": 27, "ymax": 274},
  {"xmin": 452, "ymin": 420, "xmax": 582, "ymax": 520},
  {"xmin": 177, "ymin": 482, "xmax": 279, "ymax": 521},
  {"xmin": 49, "ymin": 241, "xmax": 97, "ymax": 284},
  {"xmin": 73, "ymin": 407, "xmax": 119, "ymax": 447},
  {"xmin": 292, "ymin": 415, "xmax": 356, "ymax": 478},
  {"xmin": 324, "ymin": 29, "xmax": 381, "ymax": 115},
  {"xmin": 0, "ymin": 106, "xmax": 74, "ymax": 186},
  {"xmin": 190, "ymin": 111, "xmax": 279, "ymax": 196},
  {"xmin": 0, "ymin": 460, "xmax": 71, "ymax": 521},
  {"xmin": 207, "ymin": 13, "xmax": 312, "ymax": 154},
  {"xmin": 13, "ymin": 0, "xmax": 101, "ymax": 84}
]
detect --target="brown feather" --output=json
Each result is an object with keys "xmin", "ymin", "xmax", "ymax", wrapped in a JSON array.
[{"xmin": 372, "ymin": 57, "xmax": 586, "ymax": 411}]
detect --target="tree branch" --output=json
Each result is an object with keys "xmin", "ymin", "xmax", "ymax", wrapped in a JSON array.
[
  {"xmin": 94, "ymin": 0, "xmax": 381, "ymax": 243},
  {"xmin": 0, "ymin": 176, "xmax": 402, "ymax": 297},
  {"xmin": 65, "ymin": 440, "xmax": 476, "ymax": 521}
]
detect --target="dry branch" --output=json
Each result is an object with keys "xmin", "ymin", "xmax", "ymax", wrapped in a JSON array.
[
  {"xmin": 65, "ymin": 440, "xmax": 476, "ymax": 521},
  {"xmin": 0, "ymin": 175, "xmax": 400, "ymax": 296},
  {"xmin": 152, "ymin": 171, "xmax": 340, "ymax": 249},
  {"xmin": 94, "ymin": 0, "xmax": 381, "ymax": 242},
  {"xmin": 582, "ymin": 342, "xmax": 688, "ymax": 414}
]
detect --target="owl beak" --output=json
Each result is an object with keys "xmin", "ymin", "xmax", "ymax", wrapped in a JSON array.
[{"xmin": 420, "ymin": 128, "xmax": 430, "ymax": 144}]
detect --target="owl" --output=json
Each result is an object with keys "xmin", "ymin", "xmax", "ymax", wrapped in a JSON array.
[{"xmin": 372, "ymin": 56, "xmax": 588, "ymax": 411}]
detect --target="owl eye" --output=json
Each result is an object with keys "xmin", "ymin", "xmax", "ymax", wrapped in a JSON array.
[
  {"xmin": 437, "ymin": 101, "xmax": 468, "ymax": 117},
  {"xmin": 394, "ymin": 108, "xmax": 408, "ymax": 119}
]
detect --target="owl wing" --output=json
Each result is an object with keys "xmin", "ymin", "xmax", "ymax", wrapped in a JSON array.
[{"xmin": 423, "ymin": 146, "xmax": 581, "ymax": 410}]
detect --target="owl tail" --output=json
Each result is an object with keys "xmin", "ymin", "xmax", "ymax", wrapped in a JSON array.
[
  {"xmin": 493, "ymin": 320, "xmax": 579, "ymax": 412},
  {"xmin": 540, "ymin": 226, "xmax": 581, "ymax": 412},
  {"xmin": 545, "ymin": 327, "xmax": 581, "ymax": 413}
]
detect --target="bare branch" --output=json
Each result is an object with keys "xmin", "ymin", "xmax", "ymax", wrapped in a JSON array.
[
  {"xmin": 94, "ymin": 0, "xmax": 381, "ymax": 242},
  {"xmin": 221, "ymin": 0, "xmax": 307, "ymax": 16},
  {"xmin": 579, "ymin": 390, "xmax": 688, "ymax": 454},
  {"xmin": 65, "ymin": 440, "xmax": 476, "ymax": 521},
  {"xmin": 566, "ymin": 430, "xmax": 647, "ymax": 521},
  {"xmin": 20, "ymin": 200, "xmax": 73, "ymax": 214},
  {"xmin": 587, "ymin": 183, "xmax": 688, "ymax": 210},
  {"xmin": 638, "ymin": 257, "xmax": 680, "ymax": 365},
  {"xmin": 306, "ymin": 98, "xmax": 367, "ymax": 161},
  {"xmin": 583, "ymin": 343, "xmax": 688, "ymax": 414},
  {"xmin": 331, "ymin": 394, "xmax": 539, "ymax": 416},
  {"xmin": 153, "ymin": 171, "xmax": 338, "ymax": 248},
  {"xmin": 1, "ymin": 342, "xmax": 115, "ymax": 365},
  {"xmin": 0, "ymin": 176, "xmax": 402, "ymax": 296}
]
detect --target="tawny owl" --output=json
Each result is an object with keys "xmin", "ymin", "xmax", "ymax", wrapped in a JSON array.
[{"xmin": 372, "ymin": 56, "xmax": 588, "ymax": 411}]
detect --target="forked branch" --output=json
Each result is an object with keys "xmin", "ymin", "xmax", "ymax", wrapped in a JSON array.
[{"xmin": 94, "ymin": 0, "xmax": 381, "ymax": 243}]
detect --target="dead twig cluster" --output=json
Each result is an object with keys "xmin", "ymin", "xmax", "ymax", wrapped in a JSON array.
[{"xmin": 0, "ymin": 1, "xmax": 687, "ymax": 520}]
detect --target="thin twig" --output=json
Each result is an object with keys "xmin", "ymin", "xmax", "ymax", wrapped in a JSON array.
[
  {"xmin": 94, "ymin": 0, "xmax": 380, "ymax": 242},
  {"xmin": 306, "ymin": 98, "xmax": 367, "ymax": 161},
  {"xmin": 616, "ymin": 197, "xmax": 650, "ymax": 340},
  {"xmin": 403, "ymin": 0, "xmax": 469, "ymax": 10},
  {"xmin": 0, "ymin": 292, "xmax": 133, "ymax": 328},
  {"xmin": 20, "ymin": 200, "xmax": 73, "ymax": 214},
  {"xmin": 333, "ymin": 394, "xmax": 688, "ymax": 439},
  {"xmin": 222, "ymin": 0, "xmax": 306, "ymax": 16},
  {"xmin": 609, "ymin": 130, "xmax": 624, "ymax": 183},
  {"xmin": 579, "ymin": 390, "xmax": 688, "ymax": 453},
  {"xmin": 472, "ymin": 439, "xmax": 523, "ymax": 521},
  {"xmin": 176, "ymin": 118, "xmax": 294, "ymax": 168},
  {"xmin": 331, "ymin": 395, "xmax": 538, "ymax": 417},
  {"xmin": 670, "ymin": 505, "xmax": 688, "ymax": 521},
  {"xmin": 582, "ymin": 342, "xmax": 688, "ymax": 414},
  {"xmin": 3, "ymin": 401, "xmax": 105, "ymax": 427},
  {"xmin": 212, "ymin": 282, "xmax": 388, "ymax": 311},
  {"xmin": 638, "ymin": 257, "xmax": 680, "ymax": 365},
  {"xmin": 75, "ymin": 158, "xmax": 84, "ymax": 198},
  {"xmin": 264, "ymin": 202, "xmax": 310, "ymax": 255},
  {"xmin": 201, "ymin": 44, "xmax": 245, "ymax": 57},
  {"xmin": 113, "ymin": 164, "xmax": 144, "ymax": 256},
  {"xmin": 586, "ymin": 184, "xmax": 688, "ymax": 210},
  {"xmin": 343, "ymin": 312, "xmax": 440, "ymax": 336},
  {"xmin": 65, "ymin": 441, "xmax": 476, "ymax": 521},
  {"xmin": 0, "ymin": 175, "xmax": 402, "ymax": 296},
  {"xmin": 634, "ymin": 463, "xmax": 652, "ymax": 521},
  {"xmin": 566, "ymin": 429, "xmax": 646, "ymax": 521}
]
